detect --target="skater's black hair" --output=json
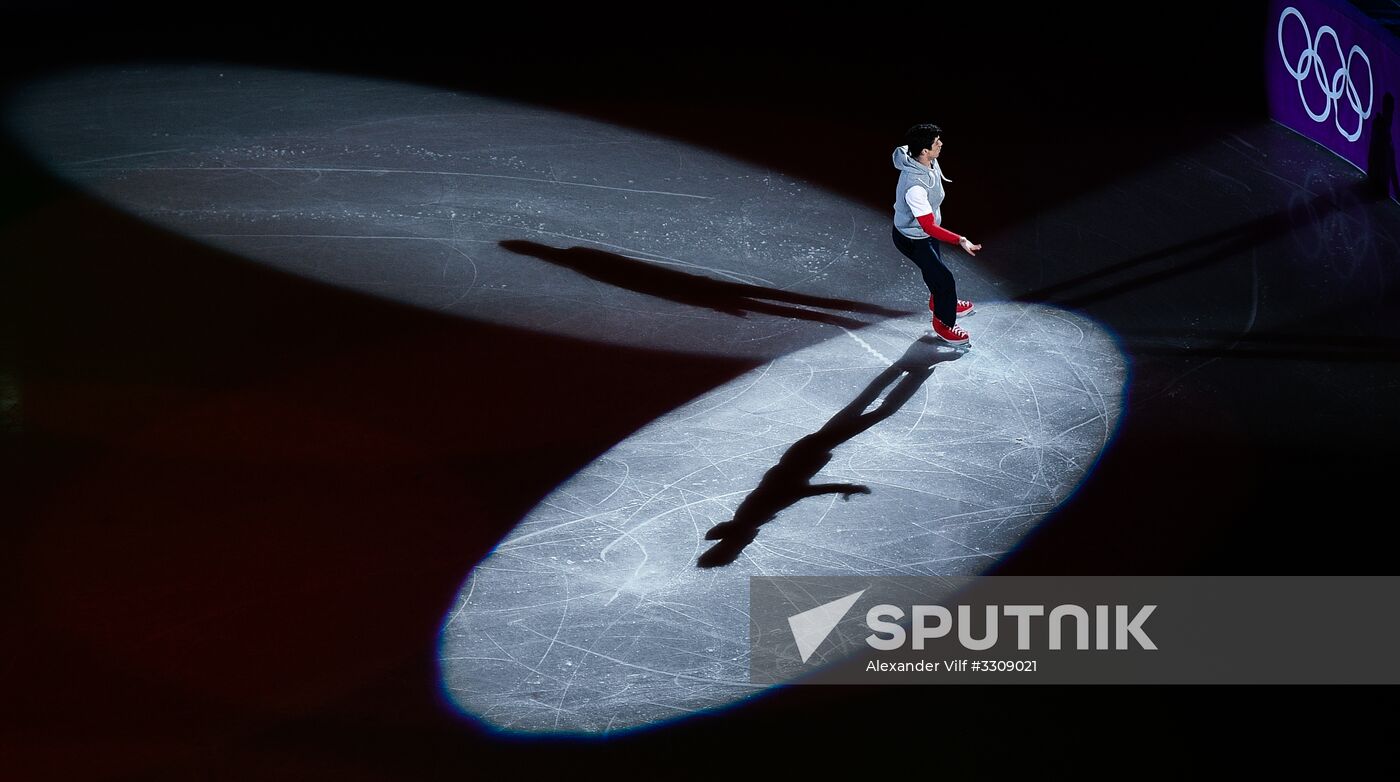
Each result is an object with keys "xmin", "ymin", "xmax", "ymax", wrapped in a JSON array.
[{"xmin": 904, "ymin": 123, "xmax": 943, "ymax": 158}]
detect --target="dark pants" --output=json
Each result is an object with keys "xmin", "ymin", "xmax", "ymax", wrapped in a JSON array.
[{"xmin": 891, "ymin": 225, "xmax": 958, "ymax": 326}]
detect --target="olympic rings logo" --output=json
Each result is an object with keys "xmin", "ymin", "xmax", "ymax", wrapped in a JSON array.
[{"xmin": 1277, "ymin": 6, "xmax": 1373, "ymax": 142}]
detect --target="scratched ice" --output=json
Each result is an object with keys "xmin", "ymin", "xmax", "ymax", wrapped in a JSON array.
[
  {"xmin": 441, "ymin": 309, "xmax": 1124, "ymax": 734},
  {"xmin": 7, "ymin": 65, "xmax": 993, "ymax": 359},
  {"xmin": 7, "ymin": 65, "xmax": 1127, "ymax": 733}
]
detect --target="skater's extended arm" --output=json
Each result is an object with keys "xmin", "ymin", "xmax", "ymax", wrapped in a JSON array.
[
  {"xmin": 913, "ymin": 212, "xmax": 962, "ymax": 244},
  {"xmin": 906, "ymin": 189, "xmax": 983, "ymax": 256}
]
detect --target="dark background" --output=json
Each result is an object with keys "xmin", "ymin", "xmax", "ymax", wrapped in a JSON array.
[{"xmin": 3, "ymin": 3, "xmax": 1394, "ymax": 777}]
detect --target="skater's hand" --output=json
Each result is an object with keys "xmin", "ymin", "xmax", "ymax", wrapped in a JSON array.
[{"xmin": 959, "ymin": 237, "xmax": 982, "ymax": 256}]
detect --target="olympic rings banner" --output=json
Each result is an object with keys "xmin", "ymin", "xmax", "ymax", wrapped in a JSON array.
[{"xmin": 1268, "ymin": 0, "xmax": 1398, "ymax": 200}]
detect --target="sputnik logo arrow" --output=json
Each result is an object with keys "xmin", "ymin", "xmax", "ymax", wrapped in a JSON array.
[{"xmin": 787, "ymin": 589, "xmax": 866, "ymax": 663}]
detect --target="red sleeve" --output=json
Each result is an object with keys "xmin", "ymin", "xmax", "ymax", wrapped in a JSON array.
[{"xmin": 915, "ymin": 213, "xmax": 962, "ymax": 244}]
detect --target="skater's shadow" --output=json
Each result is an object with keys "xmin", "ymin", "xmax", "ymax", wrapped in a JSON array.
[
  {"xmin": 500, "ymin": 240, "xmax": 911, "ymax": 327},
  {"xmin": 1015, "ymin": 178, "xmax": 1385, "ymax": 308},
  {"xmin": 1119, "ymin": 327, "xmax": 1400, "ymax": 363},
  {"xmin": 698, "ymin": 336, "xmax": 963, "ymax": 568}
]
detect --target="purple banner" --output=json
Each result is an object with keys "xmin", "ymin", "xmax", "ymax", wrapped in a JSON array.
[{"xmin": 1267, "ymin": 0, "xmax": 1398, "ymax": 200}]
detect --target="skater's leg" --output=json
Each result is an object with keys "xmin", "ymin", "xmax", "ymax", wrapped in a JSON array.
[
  {"xmin": 918, "ymin": 240, "xmax": 958, "ymax": 326},
  {"xmin": 893, "ymin": 227, "xmax": 958, "ymax": 325}
]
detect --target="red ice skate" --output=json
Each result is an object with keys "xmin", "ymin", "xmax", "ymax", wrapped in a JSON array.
[
  {"xmin": 930, "ymin": 316, "xmax": 970, "ymax": 346},
  {"xmin": 929, "ymin": 295, "xmax": 975, "ymax": 317}
]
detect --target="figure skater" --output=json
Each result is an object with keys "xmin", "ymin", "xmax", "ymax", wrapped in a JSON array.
[{"xmin": 891, "ymin": 123, "xmax": 982, "ymax": 346}]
